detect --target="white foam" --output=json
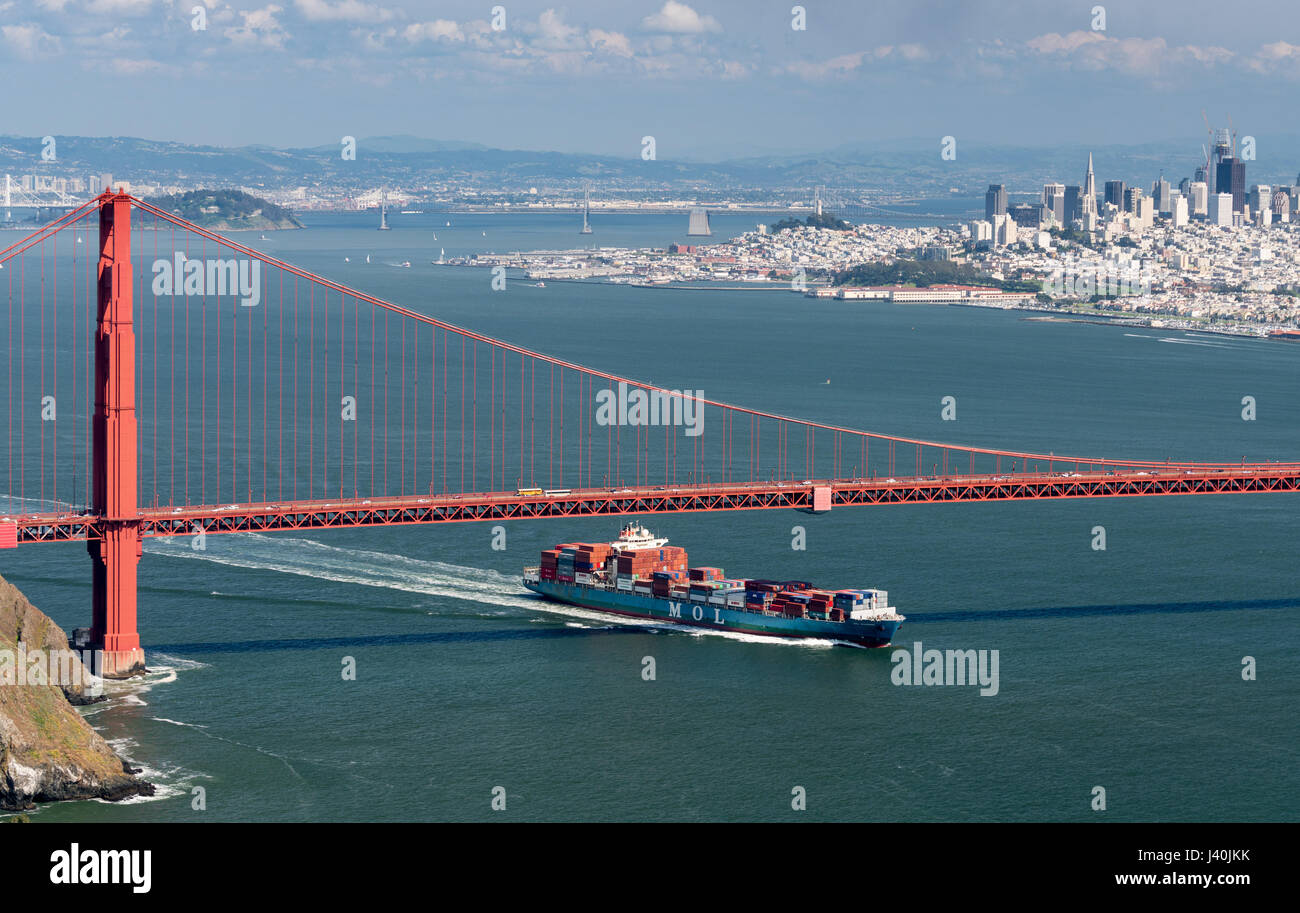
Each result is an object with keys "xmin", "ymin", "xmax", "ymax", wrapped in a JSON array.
[{"xmin": 145, "ymin": 532, "xmax": 540, "ymax": 612}]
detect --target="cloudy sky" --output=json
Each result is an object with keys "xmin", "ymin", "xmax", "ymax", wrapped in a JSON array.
[{"xmin": 2, "ymin": 0, "xmax": 1297, "ymax": 158}]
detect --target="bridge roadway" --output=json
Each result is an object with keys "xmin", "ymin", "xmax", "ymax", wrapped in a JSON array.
[{"xmin": 7, "ymin": 464, "xmax": 1298, "ymax": 544}]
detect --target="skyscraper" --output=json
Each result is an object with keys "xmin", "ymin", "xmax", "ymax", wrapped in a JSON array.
[
  {"xmin": 1064, "ymin": 186, "xmax": 1081, "ymax": 225},
  {"xmin": 1104, "ymin": 180, "xmax": 1126, "ymax": 208},
  {"xmin": 1208, "ymin": 193, "xmax": 1233, "ymax": 227},
  {"xmin": 985, "ymin": 184, "xmax": 1007, "ymax": 222},
  {"xmin": 1124, "ymin": 187, "xmax": 1143, "ymax": 214},
  {"xmin": 1042, "ymin": 183, "xmax": 1065, "ymax": 225},
  {"xmin": 1216, "ymin": 158, "xmax": 1246, "ymax": 213},
  {"xmin": 1210, "ymin": 128, "xmax": 1232, "ymax": 196},
  {"xmin": 1249, "ymin": 185, "xmax": 1272, "ymax": 217},
  {"xmin": 1080, "ymin": 153, "xmax": 1097, "ymax": 227},
  {"xmin": 1152, "ymin": 177, "xmax": 1171, "ymax": 215}
]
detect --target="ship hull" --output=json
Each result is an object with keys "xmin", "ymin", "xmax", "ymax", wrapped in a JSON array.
[{"xmin": 524, "ymin": 579, "xmax": 902, "ymax": 647}]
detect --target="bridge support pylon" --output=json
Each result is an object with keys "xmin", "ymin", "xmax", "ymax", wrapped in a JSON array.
[{"xmin": 88, "ymin": 192, "xmax": 144, "ymax": 679}]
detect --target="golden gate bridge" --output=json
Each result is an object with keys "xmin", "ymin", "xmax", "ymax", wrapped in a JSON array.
[{"xmin": 1, "ymin": 193, "xmax": 1296, "ymax": 676}]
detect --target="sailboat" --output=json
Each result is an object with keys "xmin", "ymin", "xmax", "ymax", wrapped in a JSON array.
[{"xmin": 366, "ymin": 254, "xmax": 371, "ymax": 264}]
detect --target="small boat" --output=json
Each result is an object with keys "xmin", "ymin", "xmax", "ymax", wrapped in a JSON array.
[
  {"xmin": 366, "ymin": 254, "xmax": 371, "ymax": 264},
  {"xmin": 535, "ymin": 281, "xmax": 546, "ymax": 288}
]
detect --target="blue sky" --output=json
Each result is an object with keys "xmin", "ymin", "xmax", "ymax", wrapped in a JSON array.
[{"xmin": 2, "ymin": 0, "xmax": 1298, "ymax": 159}]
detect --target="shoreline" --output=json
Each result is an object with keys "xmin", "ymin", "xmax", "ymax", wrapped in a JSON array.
[{"xmin": 443, "ymin": 264, "xmax": 1296, "ymax": 339}]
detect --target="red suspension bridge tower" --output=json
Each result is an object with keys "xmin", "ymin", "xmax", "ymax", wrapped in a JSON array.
[{"xmin": 89, "ymin": 192, "xmax": 144, "ymax": 677}]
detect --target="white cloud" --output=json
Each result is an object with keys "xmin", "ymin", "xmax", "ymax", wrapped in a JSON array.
[
  {"xmin": 1026, "ymin": 31, "xmax": 1233, "ymax": 76},
  {"xmin": 1026, "ymin": 30, "xmax": 1107, "ymax": 55},
  {"xmin": 1247, "ymin": 40, "xmax": 1300, "ymax": 75},
  {"xmin": 533, "ymin": 9, "xmax": 584, "ymax": 50},
  {"xmin": 641, "ymin": 2, "xmax": 720, "ymax": 34},
  {"xmin": 403, "ymin": 20, "xmax": 464, "ymax": 43},
  {"xmin": 782, "ymin": 46, "xmax": 895, "ymax": 80},
  {"xmin": 294, "ymin": 0, "xmax": 395, "ymax": 23},
  {"xmin": 226, "ymin": 5, "xmax": 288, "ymax": 48},
  {"xmin": 2, "ymin": 23, "xmax": 63, "ymax": 59},
  {"xmin": 589, "ymin": 28, "xmax": 633, "ymax": 58}
]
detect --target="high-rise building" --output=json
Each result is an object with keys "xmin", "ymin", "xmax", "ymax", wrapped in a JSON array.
[
  {"xmin": 1171, "ymin": 196, "xmax": 1189, "ymax": 227},
  {"xmin": 1188, "ymin": 181, "xmax": 1208, "ymax": 216},
  {"xmin": 1216, "ymin": 158, "xmax": 1246, "ymax": 213},
  {"xmin": 1271, "ymin": 192, "xmax": 1291, "ymax": 223},
  {"xmin": 1080, "ymin": 153, "xmax": 1097, "ymax": 227},
  {"xmin": 1124, "ymin": 187, "xmax": 1143, "ymax": 214},
  {"xmin": 1042, "ymin": 183, "xmax": 1065, "ymax": 225},
  {"xmin": 100, "ymin": 173, "xmax": 114, "ymax": 193},
  {"xmin": 1152, "ymin": 177, "xmax": 1171, "ymax": 215},
  {"xmin": 985, "ymin": 184, "xmax": 1007, "ymax": 222},
  {"xmin": 993, "ymin": 213, "xmax": 1018, "ymax": 247},
  {"xmin": 1104, "ymin": 180, "xmax": 1126, "ymax": 208},
  {"xmin": 1064, "ymin": 186, "xmax": 1081, "ymax": 225},
  {"xmin": 1211, "ymin": 129, "xmax": 1232, "ymax": 195},
  {"xmin": 1249, "ymin": 185, "xmax": 1271, "ymax": 217},
  {"xmin": 1208, "ymin": 192, "xmax": 1233, "ymax": 227},
  {"xmin": 1136, "ymin": 197, "xmax": 1155, "ymax": 228}
]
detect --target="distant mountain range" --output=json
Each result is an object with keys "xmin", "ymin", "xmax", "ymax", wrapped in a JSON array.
[{"xmin": 2, "ymin": 133, "xmax": 1298, "ymax": 198}]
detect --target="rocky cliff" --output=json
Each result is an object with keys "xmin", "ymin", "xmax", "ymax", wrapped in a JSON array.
[{"xmin": 0, "ymin": 574, "xmax": 154, "ymax": 810}]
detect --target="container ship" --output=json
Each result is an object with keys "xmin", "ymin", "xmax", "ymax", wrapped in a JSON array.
[{"xmin": 522, "ymin": 525, "xmax": 904, "ymax": 647}]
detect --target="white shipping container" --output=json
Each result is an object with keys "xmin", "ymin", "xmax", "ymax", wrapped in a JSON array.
[
  {"xmin": 616, "ymin": 579, "xmax": 633, "ymax": 591},
  {"xmin": 708, "ymin": 595, "xmax": 725, "ymax": 605},
  {"xmin": 575, "ymin": 573, "xmax": 593, "ymax": 585}
]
